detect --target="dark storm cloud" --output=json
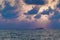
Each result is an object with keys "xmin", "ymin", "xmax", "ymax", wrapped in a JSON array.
[
  {"xmin": 50, "ymin": 10, "xmax": 60, "ymax": 20},
  {"xmin": 34, "ymin": 14, "xmax": 41, "ymax": 19},
  {"xmin": 41, "ymin": 7, "xmax": 53, "ymax": 15},
  {"xmin": 57, "ymin": 1, "xmax": 60, "ymax": 8},
  {"xmin": 24, "ymin": 0, "xmax": 45, "ymax": 5},
  {"xmin": 49, "ymin": 10, "xmax": 60, "ymax": 29},
  {"xmin": 25, "ymin": 6, "xmax": 39, "ymax": 15},
  {"xmin": 1, "ymin": 1, "xmax": 19, "ymax": 19},
  {"xmin": 53, "ymin": 11, "xmax": 60, "ymax": 19}
]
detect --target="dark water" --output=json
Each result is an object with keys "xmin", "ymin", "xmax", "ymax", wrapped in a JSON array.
[{"xmin": 0, "ymin": 29, "xmax": 59, "ymax": 40}]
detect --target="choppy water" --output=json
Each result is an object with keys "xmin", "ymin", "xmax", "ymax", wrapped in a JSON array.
[{"xmin": 0, "ymin": 29, "xmax": 59, "ymax": 40}]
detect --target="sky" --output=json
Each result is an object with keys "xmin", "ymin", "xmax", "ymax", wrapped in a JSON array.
[{"xmin": 0, "ymin": 0, "xmax": 60, "ymax": 30}]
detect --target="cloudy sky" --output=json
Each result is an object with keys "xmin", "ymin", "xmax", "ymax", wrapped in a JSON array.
[{"xmin": 0, "ymin": 0, "xmax": 60, "ymax": 30}]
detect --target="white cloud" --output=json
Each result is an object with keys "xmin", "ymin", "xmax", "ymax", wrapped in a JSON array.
[{"xmin": 0, "ymin": 0, "xmax": 5, "ymax": 10}]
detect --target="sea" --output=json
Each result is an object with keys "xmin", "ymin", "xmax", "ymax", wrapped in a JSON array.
[{"xmin": 0, "ymin": 29, "xmax": 59, "ymax": 40}]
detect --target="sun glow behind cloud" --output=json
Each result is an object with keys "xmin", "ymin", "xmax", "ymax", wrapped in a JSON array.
[{"xmin": 0, "ymin": 0, "xmax": 60, "ymax": 29}]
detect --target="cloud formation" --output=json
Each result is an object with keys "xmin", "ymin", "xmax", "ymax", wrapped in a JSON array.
[{"xmin": 0, "ymin": 0, "xmax": 60, "ymax": 29}]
